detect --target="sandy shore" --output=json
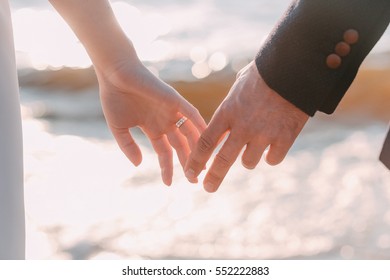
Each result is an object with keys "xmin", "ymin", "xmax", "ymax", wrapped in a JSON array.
[{"xmin": 337, "ymin": 69, "xmax": 390, "ymax": 121}]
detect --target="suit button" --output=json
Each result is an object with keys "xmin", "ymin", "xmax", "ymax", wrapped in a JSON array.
[
  {"xmin": 335, "ymin": 42, "xmax": 351, "ymax": 57},
  {"xmin": 326, "ymin": 54, "xmax": 342, "ymax": 69},
  {"xmin": 343, "ymin": 29, "xmax": 359, "ymax": 45}
]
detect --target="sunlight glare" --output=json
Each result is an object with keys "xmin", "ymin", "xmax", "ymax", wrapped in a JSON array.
[
  {"xmin": 191, "ymin": 61, "xmax": 211, "ymax": 79},
  {"xmin": 208, "ymin": 51, "xmax": 227, "ymax": 71},
  {"xmin": 12, "ymin": 8, "xmax": 91, "ymax": 69},
  {"xmin": 190, "ymin": 46, "xmax": 208, "ymax": 63},
  {"xmin": 112, "ymin": 2, "xmax": 173, "ymax": 62},
  {"xmin": 12, "ymin": 2, "xmax": 174, "ymax": 70}
]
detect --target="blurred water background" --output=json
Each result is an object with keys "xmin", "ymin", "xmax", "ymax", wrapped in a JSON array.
[{"xmin": 7, "ymin": 0, "xmax": 390, "ymax": 259}]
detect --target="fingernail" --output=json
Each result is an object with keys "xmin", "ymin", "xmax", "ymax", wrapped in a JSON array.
[
  {"xmin": 242, "ymin": 162, "xmax": 255, "ymax": 170},
  {"xmin": 162, "ymin": 169, "xmax": 172, "ymax": 186},
  {"xmin": 188, "ymin": 177, "xmax": 198, "ymax": 184},
  {"xmin": 204, "ymin": 182, "xmax": 216, "ymax": 193},
  {"xmin": 185, "ymin": 168, "xmax": 196, "ymax": 179}
]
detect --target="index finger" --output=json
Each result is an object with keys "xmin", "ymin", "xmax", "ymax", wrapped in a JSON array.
[
  {"xmin": 203, "ymin": 133, "xmax": 244, "ymax": 192},
  {"xmin": 184, "ymin": 112, "xmax": 228, "ymax": 183}
]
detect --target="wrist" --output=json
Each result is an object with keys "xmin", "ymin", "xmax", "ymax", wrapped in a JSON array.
[
  {"xmin": 249, "ymin": 61, "xmax": 310, "ymax": 120},
  {"xmin": 90, "ymin": 38, "xmax": 140, "ymax": 74}
]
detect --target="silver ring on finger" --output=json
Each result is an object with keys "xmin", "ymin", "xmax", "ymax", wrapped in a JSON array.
[{"xmin": 175, "ymin": 116, "xmax": 188, "ymax": 128}]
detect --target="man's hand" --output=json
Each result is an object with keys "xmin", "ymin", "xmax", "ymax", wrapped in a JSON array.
[
  {"xmin": 185, "ymin": 61, "xmax": 309, "ymax": 192},
  {"xmin": 97, "ymin": 59, "xmax": 206, "ymax": 186}
]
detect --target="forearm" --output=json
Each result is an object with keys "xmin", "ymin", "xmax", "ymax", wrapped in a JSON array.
[{"xmin": 49, "ymin": 0, "xmax": 139, "ymax": 71}]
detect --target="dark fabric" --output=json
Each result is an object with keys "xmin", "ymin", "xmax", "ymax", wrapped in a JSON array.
[
  {"xmin": 380, "ymin": 128, "xmax": 390, "ymax": 170},
  {"xmin": 255, "ymin": 0, "xmax": 390, "ymax": 116}
]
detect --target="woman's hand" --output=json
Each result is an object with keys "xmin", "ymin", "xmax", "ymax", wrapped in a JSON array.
[
  {"xmin": 49, "ymin": 0, "xmax": 206, "ymax": 185},
  {"xmin": 96, "ymin": 58, "xmax": 206, "ymax": 186}
]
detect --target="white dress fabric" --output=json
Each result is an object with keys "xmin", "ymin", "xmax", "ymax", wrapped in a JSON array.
[{"xmin": 0, "ymin": 0, "xmax": 25, "ymax": 259}]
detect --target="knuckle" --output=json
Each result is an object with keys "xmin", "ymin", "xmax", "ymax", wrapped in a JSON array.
[
  {"xmin": 120, "ymin": 139, "xmax": 135, "ymax": 151},
  {"xmin": 174, "ymin": 141, "xmax": 185, "ymax": 150},
  {"xmin": 194, "ymin": 154, "xmax": 208, "ymax": 164},
  {"xmin": 207, "ymin": 170, "xmax": 223, "ymax": 185},
  {"xmin": 187, "ymin": 156, "xmax": 204, "ymax": 171},
  {"xmin": 215, "ymin": 152, "xmax": 232, "ymax": 169},
  {"xmin": 198, "ymin": 134, "xmax": 214, "ymax": 153},
  {"xmin": 158, "ymin": 148, "xmax": 173, "ymax": 157}
]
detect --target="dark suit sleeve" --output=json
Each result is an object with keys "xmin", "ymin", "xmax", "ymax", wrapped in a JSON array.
[{"xmin": 255, "ymin": 0, "xmax": 390, "ymax": 116}]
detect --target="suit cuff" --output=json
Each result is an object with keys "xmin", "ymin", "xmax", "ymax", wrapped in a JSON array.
[{"xmin": 255, "ymin": 0, "xmax": 390, "ymax": 116}]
